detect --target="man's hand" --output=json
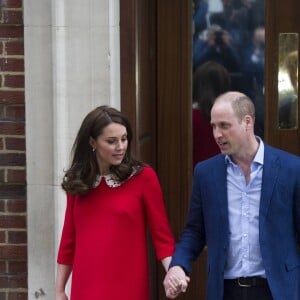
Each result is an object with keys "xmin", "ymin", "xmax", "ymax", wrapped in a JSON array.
[{"xmin": 163, "ymin": 266, "xmax": 190, "ymax": 299}]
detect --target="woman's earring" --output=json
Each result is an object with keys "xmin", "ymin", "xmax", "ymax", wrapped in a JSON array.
[{"xmin": 92, "ymin": 148, "xmax": 96, "ymax": 152}]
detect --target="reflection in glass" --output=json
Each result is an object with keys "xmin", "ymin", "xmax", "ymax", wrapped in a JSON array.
[
  {"xmin": 192, "ymin": 0, "xmax": 265, "ymax": 165},
  {"xmin": 278, "ymin": 33, "xmax": 298, "ymax": 129}
]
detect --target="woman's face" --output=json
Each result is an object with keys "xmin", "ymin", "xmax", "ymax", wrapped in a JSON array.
[{"xmin": 90, "ymin": 122, "xmax": 128, "ymax": 175}]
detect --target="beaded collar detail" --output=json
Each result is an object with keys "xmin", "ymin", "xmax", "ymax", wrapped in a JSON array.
[
  {"xmin": 93, "ymin": 174, "xmax": 120, "ymax": 188},
  {"xmin": 93, "ymin": 169, "xmax": 138, "ymax": 188}
]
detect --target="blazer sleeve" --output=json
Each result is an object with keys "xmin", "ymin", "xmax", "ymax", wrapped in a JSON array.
[
  {"xmin": 294, "ymin": 162, "xmax": 300, "ymax": 245},
  {"xmin": 170, "ymin": 165, "xmax": 206, "ymax": 274}
]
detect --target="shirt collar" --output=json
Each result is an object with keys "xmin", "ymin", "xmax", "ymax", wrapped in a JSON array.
[
  {"xmin": 93, "ymin": 168, "xmax": 138, "ymax": 188},
  {"xmin": 93, "ymin": 174, "xmax": 121, "ymax": 188},
  {"xmin": 254, "ymin": 136, "xmax": 264, "ymax": 165},
  {"xmin": 225, "ymin": 136, "xmax": 264, "ymax": 166}
]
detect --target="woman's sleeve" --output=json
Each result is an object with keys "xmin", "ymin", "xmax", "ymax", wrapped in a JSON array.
[
  {"xmin": 142, "ymin": 167, "xmax": 175, "ymax": 260},
  {"xmin": 57, "ymin": 194, "xmax": 76, "ymax": 265}
]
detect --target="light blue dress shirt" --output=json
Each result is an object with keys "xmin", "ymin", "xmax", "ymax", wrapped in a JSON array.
[{"xmin": 224, "ymin": 138, "xmax": 266, "ymax": 279}]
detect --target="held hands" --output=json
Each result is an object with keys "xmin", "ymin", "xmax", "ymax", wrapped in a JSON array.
[{"xmin": 163, "ymin": 266, "xmax": 190, "ymax": 299}]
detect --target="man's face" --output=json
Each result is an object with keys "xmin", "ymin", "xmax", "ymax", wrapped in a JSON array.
[{"xmin": 210, "ymin": 100, "xmax": 247, "ymax": 156}]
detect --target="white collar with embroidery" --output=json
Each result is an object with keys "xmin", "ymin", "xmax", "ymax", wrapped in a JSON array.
[{"xmin": 93, "ymin": 168, "xmax": 138, "ymax": 188}]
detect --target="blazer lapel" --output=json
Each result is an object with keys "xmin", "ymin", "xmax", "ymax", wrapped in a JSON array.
[
  {"xmin": 260, "ymin": 145, "xmax": 280, "ymax": 227},
  {"xmin": 212, "ymin": 156, "xmax": 228, "ymax": 226}
]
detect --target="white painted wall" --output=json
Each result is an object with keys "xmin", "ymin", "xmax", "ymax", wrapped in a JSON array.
[{"xmin": 24, "ymin": 0, "xmax": 120, "ymax": 298}]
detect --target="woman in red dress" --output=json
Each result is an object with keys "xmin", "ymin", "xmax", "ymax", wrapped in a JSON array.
[
  {"xmin": 55, "ymin": 106, "xmax": 175, "ymax": 300},
  {"xmin": 192, "ymin": 61, "xmax": 231, "ymax": 167}
]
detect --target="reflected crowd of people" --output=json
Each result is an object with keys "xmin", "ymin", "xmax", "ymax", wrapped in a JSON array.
[
  {"xmin": 192, "ymin": 61, "xmax": 231, "ymax": 167},
  {"xmin": 192, "ymin": 0, "xmax": 265, "ymax": 143}
]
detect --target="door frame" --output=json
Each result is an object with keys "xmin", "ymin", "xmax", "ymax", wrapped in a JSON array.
[
  {"xmin": 120, "ymin": 0, "xmax": 299, "ymax": 299},
  {"xmin": 264, "ymin": 0, "xmax": 300, "ymax": 155},
  {"xmin": 120, "ymin": 0, "xmax": 195, "ymax": 298}
]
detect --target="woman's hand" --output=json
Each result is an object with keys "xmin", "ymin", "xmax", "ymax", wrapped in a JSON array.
[
  {"xmin": 163, "ymin": 266, "xmax": 190, "ymax": 298},
  {"xmin": 55, "ymin": 291, "xmax": 68, "ymax": 300}
]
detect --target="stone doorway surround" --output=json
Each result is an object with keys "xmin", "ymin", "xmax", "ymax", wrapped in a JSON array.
[{"xmin": 24, "ymin": 0, "xmax": 120, "ymax": 298}]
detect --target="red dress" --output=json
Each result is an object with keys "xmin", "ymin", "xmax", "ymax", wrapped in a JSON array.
[{"xmin": 57, "ymin": 166, "xmax": 175, "ymax": 300}]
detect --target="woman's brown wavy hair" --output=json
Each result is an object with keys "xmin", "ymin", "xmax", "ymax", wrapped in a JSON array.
[
  {"xmin": 193, "ymin": 61, "xmax": 231, "ymax": 121},
  {"xmin": 61, "ymin": 106, "xmax": 144, "ymax": 195}
]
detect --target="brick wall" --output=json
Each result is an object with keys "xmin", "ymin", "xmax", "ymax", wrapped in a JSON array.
[{"xmin": 0, "ymin": 0, "xmax": 27, "ymax": 299}]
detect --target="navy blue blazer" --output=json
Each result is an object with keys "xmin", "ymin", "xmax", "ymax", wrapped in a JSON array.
[{"xmin": 171, "ymin": 144, "xmax": 300, "ymax": 300}]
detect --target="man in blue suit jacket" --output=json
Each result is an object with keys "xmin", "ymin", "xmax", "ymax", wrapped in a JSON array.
[{"xmin": 163, "ymin": 92, "xmax": 300, "ymax": 300}]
